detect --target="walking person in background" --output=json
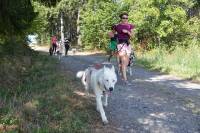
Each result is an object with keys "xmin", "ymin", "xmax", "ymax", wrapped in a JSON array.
[
  {"xmin": 64, "ymin": 38, "xmax": 70, "ymax": 56},
  {"xmin": 51, "ymin": 35, "xmax": 57, "ymax": 54},
  {"xmin": 114, "ymin": 12, "xmax": 134, "ymax": 85},
  {"xmin": 108, "ymin": 25, "xmax": 118, "ymax": 62}
]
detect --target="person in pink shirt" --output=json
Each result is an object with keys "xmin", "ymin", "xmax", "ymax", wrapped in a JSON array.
[
  {"xmin": 114, "ymin": 12, "xmax": 135, "ymax": 84},
  {"xmin": 51, "ymin": 35, "xmax": 57, "ymax": 54}
]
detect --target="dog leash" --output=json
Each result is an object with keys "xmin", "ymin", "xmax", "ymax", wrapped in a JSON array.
[
  {"xmin": 91, "ymin": 43, "xmax": 127, "ymax": 68},
  {"xmin": 113, "ymin": 43, "xmax": 126, "ymax": 56}
]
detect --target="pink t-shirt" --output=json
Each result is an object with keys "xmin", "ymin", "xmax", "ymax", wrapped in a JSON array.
[
  {"xmin": 51, "ymin": 36, "xmax": 57, "ymax": 44},
  {"xmin": 115, "ymin": 23, "xmax": 134, "ymax": 40}
]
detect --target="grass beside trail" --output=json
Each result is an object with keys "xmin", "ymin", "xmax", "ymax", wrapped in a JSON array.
[
  {"xmin": 136, "ymin": 45, "xmax": 200, "ymax": 81},
  {"xmin": 0, "ymin": 54, "xmax": 96, "ymax": 132}
]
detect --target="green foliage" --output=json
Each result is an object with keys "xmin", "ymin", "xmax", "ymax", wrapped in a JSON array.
[
  {"xmin": 0, "ymin": 55, "xmax": 93, "ymax": 132},
  {"xmin": 128, "ymin": 0, "xmax": 195, "ymax": 47},
  {"xmin": 136, "ymin": 44, "xmax": 200, "ymax": 80},
  {"xmin": 28, "ymin": 1, "xmax": 52, "ymax": 45},
  {"xmin": 80, "ymin": 0, "xmax": 125, "ymax": 49},
  {"xmin": 79, "ymin": 0, "xmax": 200, "ymax": 49},
  {"xmin": 34, "ymin": 0, "xmax": 62, "ymax": 7},
  {"xmin": 30, "ymin": 0, "xmax": 82, "ymax": 44},
  {"xmin": 30, "ymin": 1, "xmax": 49, "ymax": 34},
  {"xmin": 0, "ymin": 0, "xmax": 36, "ymax": 40},
  {"xmin": 0, "ymin": 39, "xmax": 33, "ymax": 57},
  {"xmin": 182, "ymin": 16, "xmax": 200, "ymax": 46},
  {"xmin": 1, "ymin": 0, "xmax": 199, "ymax": 48}
]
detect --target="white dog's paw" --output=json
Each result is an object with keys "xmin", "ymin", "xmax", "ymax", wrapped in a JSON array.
[{"xmin": 102, "ymin": 119, "xmax": 109, "ymax": 125}]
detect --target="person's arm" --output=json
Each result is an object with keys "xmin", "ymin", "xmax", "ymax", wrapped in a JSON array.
[
  {"xmin": 127, "ymin": 30, "xmax": 132, "ymax": 37},
  {"xmin": 122, "ymin": 24, "xmax": 134, "ymax": 38},
  {"xmin": 128, "ymin": 29, "xmax": 134, "ymax": 39},
  {"xmin": 108, "ymin": 31, "xmax": 114, "ymax": 38},
  {"xmin": 122, "ymin": 29, "xmax": 132, "ymax": 36}
]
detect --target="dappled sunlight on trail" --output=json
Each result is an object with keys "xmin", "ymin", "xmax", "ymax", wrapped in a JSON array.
[{"xmin": 59, "ymin": 53, "xmax": 200, "ymax": 133}]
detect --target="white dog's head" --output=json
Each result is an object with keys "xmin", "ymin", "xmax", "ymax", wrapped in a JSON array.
[{"xmin": 101, "ymin": 65, "xmax": 117, "ymax": 93}]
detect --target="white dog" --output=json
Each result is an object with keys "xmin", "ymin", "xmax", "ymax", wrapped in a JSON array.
[{"xmin": 76, "ymin": 64, "xmax": 117, "ymax": 124}]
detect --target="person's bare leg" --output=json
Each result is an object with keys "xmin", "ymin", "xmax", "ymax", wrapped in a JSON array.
[
  {"xmin": 117, "ymin": 55, "xmax": 121, "ymax": 75},
  {"xmin": 121, "ymin": 56, "xmax": 127, "ymax": 81},
  {"xmin": 121, "ymin": 55, "xmax": 129, "ymax": 81}
]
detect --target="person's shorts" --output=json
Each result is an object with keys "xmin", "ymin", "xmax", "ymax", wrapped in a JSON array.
[
  {"xmin": 117, "ymin": 43, "xmax": 131, "ymax": 56},
  {"xmin": 52, "ymin": 43, "xmax": 57, "ymax": 46}
]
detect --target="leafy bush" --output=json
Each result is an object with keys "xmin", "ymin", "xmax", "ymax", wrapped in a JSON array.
[{"xmin": 137, "ymin": 44, "xmax": 200, "ymax": 80}]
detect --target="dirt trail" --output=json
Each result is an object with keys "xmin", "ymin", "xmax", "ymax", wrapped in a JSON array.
[
  {"xmin": 60, "ymin": 53, "xmax": 200, "ymax": 133},
  {"xmin": 32, "ymin": 46, "xmax": 200, "ymax": 133}
]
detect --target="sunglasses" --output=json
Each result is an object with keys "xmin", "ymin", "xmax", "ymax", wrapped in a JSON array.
[{"xmin": 122, "ymin": 17, "xmax": 128, "ymax": 19}]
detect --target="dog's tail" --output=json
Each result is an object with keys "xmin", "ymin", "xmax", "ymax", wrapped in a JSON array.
[{"xmin": 76, "ymin": 71, "xmax": 85, "ymax": 78}]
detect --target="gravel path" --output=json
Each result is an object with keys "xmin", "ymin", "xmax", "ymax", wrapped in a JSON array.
[{"xmin": 59, "ymin": 52, "xmax": 200, "ymax": 133}]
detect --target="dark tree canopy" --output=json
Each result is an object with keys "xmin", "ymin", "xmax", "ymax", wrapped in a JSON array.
[
  {"xmin": 0, "ymin": 0, "xmax": 37, "ymax": 38},
  {"xmin": 33, "ymin": 0, "xmax": 61, "ymax": 6}
]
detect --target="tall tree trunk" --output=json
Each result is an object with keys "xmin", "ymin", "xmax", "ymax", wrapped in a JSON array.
[
  {"xmin": 77, "ymin": 7, "xmax": 82, "ymax": 47},
  {"xmin": 60, "ymin": 12, "xmax": 65, "ymax": 55}
]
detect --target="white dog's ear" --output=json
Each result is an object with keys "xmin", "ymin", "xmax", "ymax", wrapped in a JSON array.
[{"xmin": 111, "ymin": 65, "xmax": 115, "ymax": 72}]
